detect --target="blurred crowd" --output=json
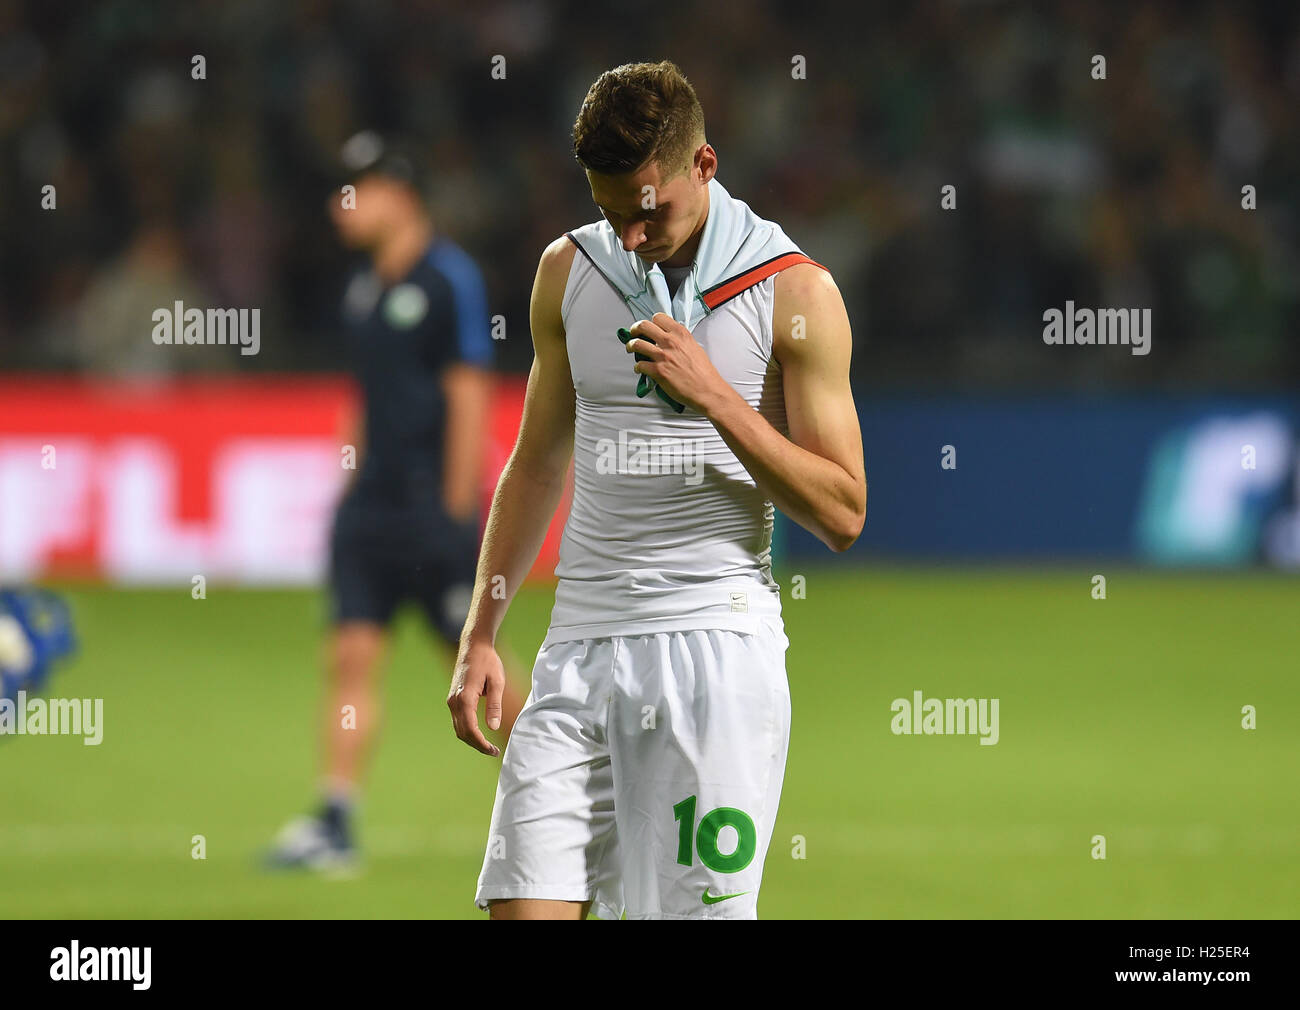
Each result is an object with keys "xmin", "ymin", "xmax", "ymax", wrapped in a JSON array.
[{"xmin": 1, "ymin": 0, "xmax": 1297, "ymax": 389}]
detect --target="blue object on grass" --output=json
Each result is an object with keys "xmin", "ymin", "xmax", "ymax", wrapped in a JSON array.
[{"xmin": 0, "ymin": 587, "xmax": 77, "ymax": 704}]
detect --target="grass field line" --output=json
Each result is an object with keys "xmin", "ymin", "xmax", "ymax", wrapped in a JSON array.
[{"xmin": 0, "ymin": 823, "xmax": 487, "ymax": 858}]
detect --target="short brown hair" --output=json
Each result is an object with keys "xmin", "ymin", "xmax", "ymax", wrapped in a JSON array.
[{"xmin": 572, "ymin": 61, "xmax": 705, "ymax": 178}]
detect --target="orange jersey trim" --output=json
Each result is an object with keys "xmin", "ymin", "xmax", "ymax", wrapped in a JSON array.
[{"xmin": 701, "ymin": 253, "xmax": 828, "ymax": 310}]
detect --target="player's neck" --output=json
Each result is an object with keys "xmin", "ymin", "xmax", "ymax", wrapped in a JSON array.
[
  {"xmin": 659, "ymin": 187, "xmax": 710, "ymax": 269},
  {"xmin": 373, "ymin": 218, "xmax": 434, "ymax": 284}
]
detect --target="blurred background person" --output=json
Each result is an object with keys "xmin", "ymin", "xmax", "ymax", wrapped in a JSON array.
[{"xmin": 266, "ymin": 131, "xmax": 526, "ymax": 871}]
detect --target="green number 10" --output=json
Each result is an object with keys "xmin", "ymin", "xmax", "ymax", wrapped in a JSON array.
[{"xmin": 673, "ymin": 794, "xmax": 757, "ymax": 873}]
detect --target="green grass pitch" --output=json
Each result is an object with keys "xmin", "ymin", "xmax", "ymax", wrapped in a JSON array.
[{"xmin": 2, "ymin": 566, "xmax": 1296, "ymax": 918}]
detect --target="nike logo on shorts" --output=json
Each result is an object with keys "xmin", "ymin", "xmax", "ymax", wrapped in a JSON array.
[{"xmin": 701, "ymin": 888, "xmax": 748, "ymax": 905}]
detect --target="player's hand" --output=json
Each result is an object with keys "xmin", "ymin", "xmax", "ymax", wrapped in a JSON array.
[
  {"xmin": 447, "ymin": 638, "xmax": 504, "ymax": 757},
  {"xmin": 624, "ymin": 312, "xmax": 728, "ymax": 414}
]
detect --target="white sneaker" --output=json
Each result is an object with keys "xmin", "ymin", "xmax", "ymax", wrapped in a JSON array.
[{"xmin": 264, "ymin": 815, "xmax": 359, "ymax": 877}]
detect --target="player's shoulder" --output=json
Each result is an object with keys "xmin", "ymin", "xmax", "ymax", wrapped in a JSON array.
[
  {"xmin": 773, "ymin": 258, "xmax": 849, "ymax": 359},
  {"xmin": 422, "ymin": 237, "xmax": 485, "ymax": 295},
  {"xmin": 774, "ymin": 258, "xmax": 839, "ymax": 304},
  {"xmin": 532, "ymin": 235, "xmax": 580, "ymax": 309},
  {"xmin": 538, "ymin": 234, "xmax": 579, "ymax": 277}
]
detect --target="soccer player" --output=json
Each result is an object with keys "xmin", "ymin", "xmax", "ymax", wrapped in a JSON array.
[
  {"xmin": 267, "ymin": 132, "xmax": 527, "ymax": 870},
  {"xmin": 447, "ymin": 62, "xmax": 866, "ymax": 918}
]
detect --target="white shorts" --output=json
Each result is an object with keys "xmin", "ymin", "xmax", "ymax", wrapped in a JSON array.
[{"xmin": 474, "ymin": 618, "xmax": 792, "ymax": 919}]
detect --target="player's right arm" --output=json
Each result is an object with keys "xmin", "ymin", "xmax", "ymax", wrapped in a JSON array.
[
  {"xmin": 338, "ymin": 400, "xmax": 364, "ymax": 494},
  {"xmin": 447, "ymin": 236, "xmax": 577, "ymax": 756}
]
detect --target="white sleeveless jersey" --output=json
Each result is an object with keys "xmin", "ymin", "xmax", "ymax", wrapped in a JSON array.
[{"xmin": 541, "ymin": 243, "xmax": 789, "ymax": 647}]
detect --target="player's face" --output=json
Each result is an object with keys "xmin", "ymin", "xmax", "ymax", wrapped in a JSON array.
[
  {"xmin": 329, "ymin": 175, "xmax": 401, "ymax": 248},
  {"xmin": 588, "ymin": 144, "xmax": 714, "ymax": 265}
]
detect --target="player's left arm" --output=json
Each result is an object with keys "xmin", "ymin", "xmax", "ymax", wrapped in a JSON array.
[
  {"xmin": 726, "ymin": 264, "xmax": 866, "ymax": 552},
  {"xmin": 438, "ymin": 256, "xmax": 495, "ymax": 524},
  {"xmin": 628, "ymin": 263, "xmax": 866, "ymax": 551},
  {"xmin": 442, "ymin": 363, "xmax": 492, "ymax": 521}
]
